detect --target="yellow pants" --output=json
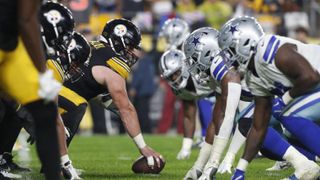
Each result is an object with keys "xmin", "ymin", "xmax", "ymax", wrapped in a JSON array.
[{"xmin": 0, "ymin": 39, "xmax": 40, "ymax": 105}]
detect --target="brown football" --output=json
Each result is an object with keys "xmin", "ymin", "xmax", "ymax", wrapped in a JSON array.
[{"xmin": 131, "ymin": 156, "xmax": 165, "ymax": 174}]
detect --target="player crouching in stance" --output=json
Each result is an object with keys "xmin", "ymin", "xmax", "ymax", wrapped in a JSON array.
[
  {"xmin": 57, "ymin": 18, "xmax": 163, "ymax": 170},
  {"xmin": 159, "ymin": 49, "xmax": 215, "ymax": 160},
  {"xmin": 219, "ymin": 16, "xmax": 320, "ymax": 180},
  {"xmin": 179, "ymin": 27, "xmax": 242, "ymax": 179},
  {"xmin": 159, "ymin": 18, "xmax": 213, "ymax": 160}
]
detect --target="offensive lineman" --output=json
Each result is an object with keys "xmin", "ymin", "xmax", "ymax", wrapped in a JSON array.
[
  {"xmin": 57, "ymin": 18, "xmax": 164, "ymax": 169},
  {"xmin": 0, "ymin": 0, "xmax": 62, "ymax": 179}
]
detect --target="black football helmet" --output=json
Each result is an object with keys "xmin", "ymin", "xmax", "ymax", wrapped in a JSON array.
[
  {"xmin": 56, "ymin": 31, "xmax": 91, "ymax": 82},
  {"xmin": 101, "ymin": 18, "xmax": 141, "ymax": 67},
  {"xmin": 40, "ymin": 1, "xmax": 75, "ymax": 49}
]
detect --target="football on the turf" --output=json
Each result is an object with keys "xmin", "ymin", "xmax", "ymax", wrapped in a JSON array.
[{"xmin": 131, "ymin": 156, "xmax": 165, "ymax": 174}]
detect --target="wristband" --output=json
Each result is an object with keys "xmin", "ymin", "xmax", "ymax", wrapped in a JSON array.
[
  {"xmin": 236, "ymin": 158, "xmax": 248, "ymax": 171},
  {"xmin": 133, "ymin": 133, "xmax": 146, "ymax": 149},
  {"xmin": 282, "ymin": 91, "xmax": 293, "ymax": 105}
]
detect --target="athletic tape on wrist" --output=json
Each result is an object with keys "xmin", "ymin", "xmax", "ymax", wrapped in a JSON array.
[{"xmin": 133, "ymin": 133, "xmax": 146, "ymax": 149}]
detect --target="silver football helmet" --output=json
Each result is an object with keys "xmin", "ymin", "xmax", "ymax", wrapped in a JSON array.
[
  {"xmin": 182, "ymin": 27, "xmax": 220, "ymax": 84},
  {"xmin": 159, "ymin": 49, "xmax": 190, "ymax": 89},
  {"xmin": 219, "ymin": 16, "xmax": 264, "ymax": 71},
  {"xmin": 159, "ymin": 18, "xmax": 190, "ymax": 49}
]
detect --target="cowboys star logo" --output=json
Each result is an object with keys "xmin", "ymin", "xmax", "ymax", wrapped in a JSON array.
[{"xmin": 114, "ymin": 24, "xmax": 127, "ymax": 37}]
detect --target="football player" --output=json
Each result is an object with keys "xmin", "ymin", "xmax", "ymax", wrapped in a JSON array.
[
  {"xmin": 180, "ymin": 27, "xmax": 242, "ymax": 180},
  {"xmin": 40, "ymin": 2, "xmax": 87, "ymax": 179},
  {"xmin": 0, "ymin": 0, "xmax": 62, "ymax": 179},
  {"xmin": 182, "ymin": 26, "xmax": 319, "ymax": 180},
  {"xmin": 159, "ymin": 49, "xmax": 214, "ymax": 160},
  {"xmin": 218, "ymin": 16, "xmax": 320, "ymax": 179},
  {"xmin": 58, "ymin": 18, "xmax": 163, "ymax": 169},
  {"xmin": 159, "ymin": 18, "xmax": 213, "ymax": 160},
  {"xmin": 0, "ymin": 2, "xmax": 88, "ymax": 179}
]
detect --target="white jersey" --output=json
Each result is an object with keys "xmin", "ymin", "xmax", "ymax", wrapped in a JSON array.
[{"xmin": 246, "ymin": 34, "xmax": 320, "ymax": 97}]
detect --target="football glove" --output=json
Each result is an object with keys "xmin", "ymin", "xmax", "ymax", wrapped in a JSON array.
[
  {"xmin": 38, "ymin": 70, "xmax": 62, "ymax": 101},
  {"xmin": 218, "ymin": 152, "xmax": 235, "ymax": 174},
  {"xmin": 184, "ymin": 166, "xmax": 203, "ymax": 180}
]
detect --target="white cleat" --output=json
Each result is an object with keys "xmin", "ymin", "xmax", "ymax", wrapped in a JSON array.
[
  {"xmin": 184, "ymin": 166, "xmax": 203, "ymax": 180},
  {"xmin": 266, "ymin": 161, "xmax": 291, "ymax": 171}
]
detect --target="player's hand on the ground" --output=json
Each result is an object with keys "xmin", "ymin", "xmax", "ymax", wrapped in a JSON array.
[
  {"xmin": 38, "ymin": 70, "xmax": 62, "ymax": 101},
  {"xmin": 184, "ymin": 166, "xmax": 203, "ymax": 180},
  {"xmin": 139, "ymin": 146, "xmax": 164, "ymax": 169},
  {"xmin": 176, "ymin": 148, "xmax": 191, "ymax": 160},
  {"xmin": 272, "ymin": 97, "xmax": 286, "ymax": 119},
  {"xmin": 218, "ymin": 152, "xmax": 235, "ymax": 174},
  {"xmin": 199, "ymin": 163, "xmax": 217, "ymax": 180},
  {"xmin": 231, "ymin": 169, "xmax": 245, "ymax": 180}
]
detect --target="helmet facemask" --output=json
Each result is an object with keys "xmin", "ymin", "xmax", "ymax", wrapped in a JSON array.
[
  {"xmin": 186, "ymin": 51, "xmax": 211, "ymax": 85},
  {"xmin": 159, "ymin": 49, "xmax": 190, "ymax": 90}
]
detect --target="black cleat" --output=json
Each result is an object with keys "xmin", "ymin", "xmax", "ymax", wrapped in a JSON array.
[{"xmin": 0, "ymin": 153, "xmax": 31, "ymax": 172}]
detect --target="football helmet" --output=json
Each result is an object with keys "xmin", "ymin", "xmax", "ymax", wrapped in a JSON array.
[
  {"xmin": 159, "ymin": 18, "xmax": 190, "ymax": 49},
  {"xmin": 219, "ymin": 16, "xmax": 264, "ymax": 71},
  {"xmin": 159, "ymin": 49, "xmax": 190, "ymax": 89},
  {"xmin": 40, "ymin": 1, "xmax": 75, "ymax": 49},
  {"xmin": 182, "ymin": 27, "xmax": 220, "ymax": 84},
  {"xmin": 56, "ymin": 31, "xmax": 91, "ymax": 82},
  {"xmin": 100, "ymin": 18, "xmax": 141, "ymax": 67}
]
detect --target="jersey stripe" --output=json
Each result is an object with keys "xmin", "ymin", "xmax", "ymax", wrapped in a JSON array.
[
  {"xmin": 216, "ymin": 67, "xmax": 228, "ymax": 81},
  {"xmin": 263, "ymin": 36, "xmax": 276, "ymax": 62},
  {"xmin": 212, "ymin": 60, "xmax": 225, "ymax": 78},
  {"xmin": 268, "ymin": 40, "xmax": 280, "ymax": 64}
]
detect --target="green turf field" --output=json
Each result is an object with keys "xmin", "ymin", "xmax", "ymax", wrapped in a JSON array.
[{"xmin": 19, "ymin": 135, "xmax": 294, "ymax": 179}]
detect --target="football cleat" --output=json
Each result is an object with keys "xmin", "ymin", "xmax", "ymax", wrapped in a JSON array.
[
  {"xmin": 266, "ymin": 161, "xmax": 291, "ymax": 171},
  {"xmin": 0, "ymin": 153, "xmax": 31, "ymax": 172},
  {"xmin": 184, "ymin": 167, "xmax": 203, "ymax": 180},
  {"xmin": 61, "ymin": 161, "xmax": 82, "ymax": 180},
  {"xmin": 0, "ymin": 168, "xmax": 22, "ymax": 179}
]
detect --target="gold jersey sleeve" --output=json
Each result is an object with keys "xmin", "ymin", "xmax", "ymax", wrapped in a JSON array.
[{"xmin": 46, "ymin": 59, "xmax": 65, "ymax": 83}]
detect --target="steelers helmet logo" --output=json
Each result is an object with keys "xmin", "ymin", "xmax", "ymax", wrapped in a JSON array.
[
  {"xmin": 44, "ymin": 10, "xmax": 63, "ymax": 25},
  {"xmin": 114, "ymin": 24, "xmax": 127, "ymax": 37},
  {"xmin": 68, "ymin": 39, "xmax": 77, "ymax": 50}
]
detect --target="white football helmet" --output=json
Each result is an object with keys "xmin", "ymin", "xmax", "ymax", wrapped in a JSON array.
[
  {"xmin": 219, "ymin": 16, "xmax": 264, "ymax": 71},
  {"xmin": 159, "ymin": 49, "xmax": 189, "ymax": 89},
  {"xmin": 182, "ymin": 27, "xmax": 220, "ymax": 84},
  {"xmin": 159, "ymin": 18, "xmax": 190, "ymax": 49}
]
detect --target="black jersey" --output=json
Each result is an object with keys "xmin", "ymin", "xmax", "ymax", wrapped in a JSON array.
[
  {"xmin": 0, "ymin": 0, "xmax": 18, "ymax": 51},
  {"xmin": 63, "ymin": 41, "xmax": 130, "ymax": 101}
]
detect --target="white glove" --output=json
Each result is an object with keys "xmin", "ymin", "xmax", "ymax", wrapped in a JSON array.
[
  {"xmin": 184, "ymin": 166, "xmax": 203, "ymax": 180},
  {"xmin": 176, "ymin": 138, "xmax": 193, "ymax": 160},
  {"xmin": 199, "ymin": 163, "xmax": 218, "ymax": 180},
  {"xmin": 177, "ymin": 148, "xmax": 191, "ymax": 160},
  {"xmin": 38, "ymin": 70, "xmax": 61, "ymax": 101},
  {"xmin": 217, "ymin": 152, "xmax": 235, "ymax": 174}
]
